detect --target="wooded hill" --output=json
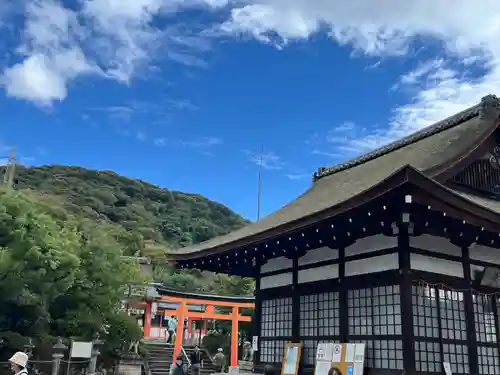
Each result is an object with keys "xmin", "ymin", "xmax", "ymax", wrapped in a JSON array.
[{"xmin": 10, "ymin": 165, "xmax": 255, "ymax": 296}]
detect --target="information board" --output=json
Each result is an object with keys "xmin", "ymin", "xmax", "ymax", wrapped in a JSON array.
[
  {"xmin": 315, "ymin": 343, "xmax": 334, "ymax": 375},
  {"xmin": 281, "ymin": 343, "xmax": 302, "ymax": 375},
  {"xmin": 70, "ymin": 341, "xmax": 93, "ymax": 359},
  {"xmin": 316, "ymin": 342, "xmax": 366, "ymax": 375},
  {"xmin": 252, "ymin": 336, "xmax": 259, "ymax": 351}
]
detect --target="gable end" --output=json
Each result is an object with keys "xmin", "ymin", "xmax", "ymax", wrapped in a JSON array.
[{"xmin": 448, "ymin": 132, "xmax": 500, "ymax": 198}]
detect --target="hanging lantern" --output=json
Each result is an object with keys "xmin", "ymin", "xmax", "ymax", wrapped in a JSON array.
[{"xmin": 151, "ymin": 302, "xmax": 158, "ymax": 317}]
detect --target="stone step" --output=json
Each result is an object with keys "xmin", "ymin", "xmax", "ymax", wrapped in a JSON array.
[
  {"xmin": 149, "ymin": 354, "xmax": 174, "ymax": 359},
  {"xmin": 149, "ymin": 352, "xmax": 174, "ymax": 356},
  {"xmin": 149, "ymin": 362, "xmax": 173, "ymax": 366},
  {"xmin": 149, "ymin": 367, "xmax": 170, "ymax": 372},
  {"xmin": 144, "ymin": 347, "xmax": 174, "ymax": 351},
  {"xmin": 148, "ymin": 356, "xmax": 172, "ymax": 366},
  {"xmin": 149, "ymin": 362, "xmax": 173, "ymax": 365}
]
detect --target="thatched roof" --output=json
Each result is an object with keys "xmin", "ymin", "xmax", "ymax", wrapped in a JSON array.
[{"xmin": 169, "ymin": 95, "xmax": 500, "ymax": 259}]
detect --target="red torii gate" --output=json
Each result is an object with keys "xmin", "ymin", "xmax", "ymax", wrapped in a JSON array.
[{"xmin": 141, "ymin": 288, "xmax": 255, "ymax": 368}]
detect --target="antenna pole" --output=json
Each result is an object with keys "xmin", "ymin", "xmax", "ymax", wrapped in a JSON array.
[
  {"xmin": 3, "ymin": 145, "xmax": 16, "ymax": 190},
  {"xmin": 257, "ymin": 144, "xmax": 263, "ymax": 221}
]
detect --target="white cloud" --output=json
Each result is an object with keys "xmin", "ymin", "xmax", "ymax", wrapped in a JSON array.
[
  {"xmin": 154, "ymin": 138, "xmax": 167, "ymax": 146},
  {"xmin": 180, "ymin": 136, "xmax": 223, "ymax": 149},
  {"xmin": 245, "ymin": 150, "xmax": 284, "ymax": 170},
  {"xmin": 0, "ymin": 0, "xmax": 223, "ymax": 106},
  {"xmin": 220, "ymin": 0, "xmax": 500, "ymax": 149},
  {"xmin": 3, "ymin": 0, "xmax": 500, "ymax": 151},
  {"xmin": 286, "ymin": 173, "xmax": 309, "ymax": 180},
  {"xmin": 153, "ymin": 136, "xmax": 223, "ymax": 155}
]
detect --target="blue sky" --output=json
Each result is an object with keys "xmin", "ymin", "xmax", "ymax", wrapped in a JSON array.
[{"xmin": 0, "ymin": 1, "xmax": 498, "ymax": 220}]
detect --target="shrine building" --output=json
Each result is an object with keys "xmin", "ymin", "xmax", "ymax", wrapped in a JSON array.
[
  {"xmin": 125, "ymin": 283, "xmax": 254, "ymax": 367},
  {"xmin": 167, "ymin": 95, "xmax": 500, "ymax": 375}
]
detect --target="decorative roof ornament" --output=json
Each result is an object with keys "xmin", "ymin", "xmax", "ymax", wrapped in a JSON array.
[
  {"xmin": 488, "ymin": 146, "xmax": 500, "ymax": 169},
  {"xmin": 480, "ymin": 94, "xmax": 500, "ymax": 122}
]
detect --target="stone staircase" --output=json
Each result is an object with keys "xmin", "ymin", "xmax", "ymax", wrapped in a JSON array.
[
  {"xmin": 183, "ymin": 346, "xmax": 218, "ymax": 375},
  {"xmin": 142, "ymin": 341, "xmax": 218, "ymax": 375},
  {"xmin": 142, "ymin": 341, "xmax": 175, "ymax": 375}
]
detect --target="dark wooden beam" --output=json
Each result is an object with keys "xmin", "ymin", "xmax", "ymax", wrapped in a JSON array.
[
  {"xmin": 398, "ymin": 220, "xmax": 415, "ymax": 374},
  {"xmin": 292, "ymin": 255, "xmax": 300, "ymax": 343},
  {"xmin": 338, "ymin": 246, "xmax": 347, "ymax": 343},
  {"xmin": 254, "ymin": 274, "xmax": 262, "ymax": 365},
  {"xmin": 462, "ymin": 245, "xmax": 479, "ymax": 375}
]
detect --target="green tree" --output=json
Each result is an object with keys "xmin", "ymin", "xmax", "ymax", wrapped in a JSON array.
[
  {"xmin": 49, "ymin": 220, "xmax": 144, "ymax": 340},
  {"xmin": 0, "ymin": 190, "xmax": 80, "ymax": 336},
  {"xmin": 0, "ymin": 190, "xmax": 144, "ymax": 359},
  {"xmin": 5, "ymin": 164, "xmax": 256, "ymax": 298}
]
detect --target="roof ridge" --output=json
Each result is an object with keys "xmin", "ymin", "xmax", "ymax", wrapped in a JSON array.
[{"xmin": 313, "ymin": 94, "xmax": 500, "ymax": 182}]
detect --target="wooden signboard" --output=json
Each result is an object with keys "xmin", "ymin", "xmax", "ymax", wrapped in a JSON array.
[
  {"xmin": 281, "ymin": 342, "xmax": 302, "ymax": 375},
  {"xmin": 318, "ymin": 343, "xmax": 365, "ymax": 375},
  {"xmin": 332, "ymin": 344, "xmax": 366, "ymax": 375},
  {"xmin": 314, "ymin": 343, "xmax": 335, "ymax": 375}
]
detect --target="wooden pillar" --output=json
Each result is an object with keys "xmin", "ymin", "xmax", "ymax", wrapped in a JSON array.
[
  {"xmin": 188, "ymin": 318, "xmax": 193, "ymax": 336},
  {"xmin": 173, "ymin": 301, "xmax": 187, "ymax": 363},
  {"xmin": 144, "ymin": 301, "xmax": 152, "ymax": 339},
  {"xmin": 230, "ymin": 306, "xmax": 239, "ymax": 367},
  {"xmin": 254, "ymin": 274, "xmax": 262, "ymax": 365},
  {"xmin": 291, "ymin": 256, "xmax": 300, "ymax": 342},
  {"xmin": 203, "ymin": 319, "xmax": 208, "ymax": 334},
  {"xmin": 338, "ymin": 246, "xmax": 348, "ymax": 343},
  {"xmin": 462, "ymin": 244, "xmax": 478, "ymax": 375},
  {"xmin": 398, "ymin": 220, "xmax": 415, "ymax": 374},
  {"xmin": 159, "ymin": 313, "xmax": 163, "ymax": 339}
]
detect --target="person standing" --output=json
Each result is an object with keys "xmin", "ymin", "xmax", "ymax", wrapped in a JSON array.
[
  {"xmin": 213, "ymin": 348, "xmax": 225, "ymax": 373},
  {"xmin": 189, "ymin": 345, "xmax": 202, "ymax": 375},
  {"xmin": 8, "ymin": 352, "xmax": 29, "ymax": 375},
  {"xmin": 169, "ymin": 355, "xmax": 186, "ymax": 375},
  {"xmin": 167, "ymin": 316, "xmax": 177, "ymax": 344}
]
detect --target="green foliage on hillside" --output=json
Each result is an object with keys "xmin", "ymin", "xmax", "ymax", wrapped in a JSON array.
[
  {"xmin": 14, "ymin": 165, "xmax": 248, "ymax": 249},
  {"xmin": 0, "ymin": 189, "xmax": 144, "ymax": 359},
  {"xmin": 11, "ymin": 165, "xmax": 255, "ymax": 296}
]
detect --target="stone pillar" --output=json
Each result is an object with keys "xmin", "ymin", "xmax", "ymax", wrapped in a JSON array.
[
  {"xmin": 52, "ymin": 338, "xmax": 67, "ymax": 375},
  {"xmin": 117, "ymin": 354, "xmax": 143, "ymax": 375},
  {"xmin": 24, "ymin": 338, "xmax": 35, "ymax": 371},
  {"xmin": 88, "ymin": 335, "xmax": 103, "ymax": 375},
  {"xmin": 23, "ymin": 338, "xmax": 35, "ymax": 357}
]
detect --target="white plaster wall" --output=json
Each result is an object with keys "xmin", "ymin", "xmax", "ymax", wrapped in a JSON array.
[
  {"xmin": 298, "ymin": 246, "xmax": 338, "ymax": 266},
  {"xmin": 471, "ymin": 264, "xmax": 485, "ymax": 279},
  {"xmin": 469, "ymin": 243, "xmax": 500, "ymax": 265},
  {"xmin": 260, "ymin": 256, "xmax": 293, "ymax": 274},
  {"xmin": 298, "ymin": 264, "xmax": 339, "ymax": 284},
  {"xmin": 410, "ymin": 234, "xmax": 462, "ymax": 258},
  {"xmin": 345, "ymin": 235, "xmax": 397, "ymax": 257},
  {"xmin": 260, "ymin": 272, "xmax": 293, "ymax": 289},
  {"xmin": 410, "ymin": 254, "xmax": 464, "ymax": 278},
  {"xmin": 470, "ymin": 263, "xmax": 500, "ymax": 279},
  {"xmin": 345, "ymin": 253, "xmax": 399, "ymax": 277}
]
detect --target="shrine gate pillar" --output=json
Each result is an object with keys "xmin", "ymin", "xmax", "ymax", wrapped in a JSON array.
[
  {"xmin": 144, "ymin": 301, "xmax": 152, "ymax": 339},
  {"xmin": 230, "ymin": 306, "xmax": 239, "ymax": 367},
  {"xmin": 173, "ymin": 301, "xmax": 187, "ymax": 363}
]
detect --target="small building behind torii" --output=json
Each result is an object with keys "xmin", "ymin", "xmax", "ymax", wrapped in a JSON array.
[{"xmin": 129, "ymin": 284, "xmax": 255, "ymax": 367}]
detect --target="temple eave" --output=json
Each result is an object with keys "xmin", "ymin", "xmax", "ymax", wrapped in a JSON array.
[{"xmin": 174, "ymin": 167, "xmax": 500, "ymax": 276}]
